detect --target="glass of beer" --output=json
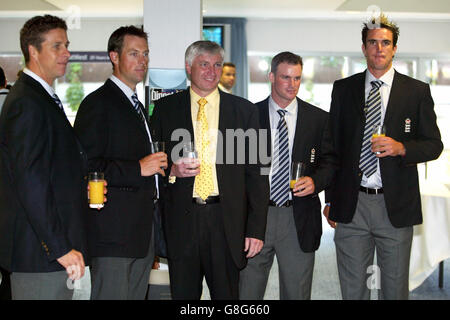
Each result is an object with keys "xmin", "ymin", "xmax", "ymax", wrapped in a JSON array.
[
  {"xmin": 290, "ymin": 161, "xmax": 305, "ymax": 191},
  {"xmin": 88, "ymin": 172, "xmax": 104, "ymax": 209},
  {"xmin": 372, "ymin": 125, "xmax": 386, "ymax": 154}
]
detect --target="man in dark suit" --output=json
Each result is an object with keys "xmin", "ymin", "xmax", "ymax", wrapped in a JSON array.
[
  {"xmin": 239, "ymin": 52, "xmax": 335, "ymax": 300},
  {"xmin": 0, "ymin": 15, "xmax": 88, "ymax": 300},
  {"xmin": 74, "ymin": 26, "xmax": 167, "ymax": 300},
  {"xmin": 151, "ymin": 40, "xmax": 268, "ymax": 299},
  {"xmin": 323, "ymin": 15, "xmax": 443, "ymax": 299}
]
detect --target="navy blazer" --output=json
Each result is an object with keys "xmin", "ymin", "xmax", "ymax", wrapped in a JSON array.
[
  {"xmin": 258, "ymin": 97, "xmax": 336, "ymax": 252},
  {"xmin": 0, "ymin": 73, "xmax": 89, "ymax": 272},
  {"xmin": 327, "ymin": 70, "xmax": 443, "ymax": 227},
  {"xmin": 74, "ymin": 79, "xmax": 156, "ymax": 258}
]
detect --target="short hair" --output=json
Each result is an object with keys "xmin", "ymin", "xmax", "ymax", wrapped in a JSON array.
[
  {"xmin": 107, "ymin": 25, "xmax": 148, "ymax": 68},
  {"xmin": 362, "ymin": 14, "xmax": 400, "ymax": 47},
  {"xmin": 20, "ymin": 15, "xmax": 67, "ymax": 63},
  {"xmin": 0, "ymin": 67, "xmax": 6, "ymax": 88},
  {"xmin": 223, "ymin": 62, "xmax": 236, "ymax": 69},
  {"xmin": 185, "ymin": 41, "xmax": 224, "ymax": 67},
  {"xmin": 270, "ymin": 51, "xmax": 303, "ymax": 74}
]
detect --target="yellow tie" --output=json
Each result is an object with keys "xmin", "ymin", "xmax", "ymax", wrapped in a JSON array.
[{"xmin": 194, "ymin": 98, "xmax": 214, "ymax": 200}]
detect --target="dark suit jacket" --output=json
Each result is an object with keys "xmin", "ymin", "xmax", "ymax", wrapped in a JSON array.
[
  {"xmin": 0, "ymin": 73, "xmax": 89, "ymax": 272},
  {"xmin": 327, "ymin": 70, "xmax": 443, "ymax": 227},
  {"xmin": 74, "ymin": 79, "xmax": 156, "ymax": 258},
  {"xmin": 151, "ymin": 89, "xmax": 269, "ymax": 269},
  {"xmin": 258, "ymin": 97, "xmax": 336, "ymax": 252}
]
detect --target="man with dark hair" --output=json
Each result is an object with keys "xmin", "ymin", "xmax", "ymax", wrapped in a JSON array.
[
  {"xmin": 151, "ymin": 40, "xmax": 268, "ymax": 299},
  {"xmin": 239, "ymin": 51, "xmax": 335, "ymax": 300},
  {"xmin": 0, "ymin": 15, "xmax": 88, "ymax": 300},
  {"xmin": 324, "ymin": 14, "xmax": 442, "ymax": 299},
  {"xmin": 0, "ymin": 66, "xmax": 8, "ymax": 114},
  {"xmin": 74, "ymin": 25, "xmax": 167, "ymax": 300},
  {"xmin": 218, "ymin": 62, "xmax": 236, "ymax": 94}
]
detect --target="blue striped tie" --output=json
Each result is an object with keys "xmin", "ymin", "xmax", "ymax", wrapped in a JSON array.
[
  {"xmin": 52, "ymin": 94, "xmax": 65, "ymax": 115},
  {"xmin": 131, "ymin": 93, "xmax": 145, "ymax": 122},
  {"xmin": 270, "ymin": 109, "xmax": 290, "ymax": 206},
  {"xmin": 359, "ymin": 80, "xmax": 383, "ymax": 178}
]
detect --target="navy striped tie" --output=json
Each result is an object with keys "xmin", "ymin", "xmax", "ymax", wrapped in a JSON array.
[
  {"xmin": 270, "ymin": 109, "xmax": 290, "ymax": 206},
  {"xmin": 131, "ymin": 93, "xmax": 145, "ymax": 122},
  {"xmin": 359, "ymin": 80, "xmax": 383, "ymax": 178},
  {"xmin": 52, "ymin": 94, "xmax": 65, "ymax": 115}
]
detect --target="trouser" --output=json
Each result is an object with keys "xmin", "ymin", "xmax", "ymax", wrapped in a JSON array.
[
  {"xmin": 168, "ymin": 202, "xmax": 239, "ymax": 300},
  {"xmin": 334, "ymin": 191, "xmax": 413, "ymax": 300},
  {"xmin": 239, "ymin": 205, "xmax": 315, "ymax": 300}
]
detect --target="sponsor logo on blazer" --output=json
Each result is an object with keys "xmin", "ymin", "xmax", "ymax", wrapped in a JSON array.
[
  {"xmin": 310, "ymin": 148, "xmax": 316, "ymax": 163},
  {"xmin": 405, "ymin": 118, "xmax": 411, "ymax": 133}
]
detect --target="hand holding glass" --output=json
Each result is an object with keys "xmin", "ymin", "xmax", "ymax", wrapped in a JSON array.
[
  {"xmin": 290, "ymin": 162, "xmax": 305, "ymax": 191},
  {"xmin": 150, "ymin": 141, "xmax": 166, "ymax": 169},
  {"xmin": 89, "ymin": 172, "xmax": 105, "ymax": 209},
  {"xmin": 372, "ymin": 125, "xmax": 386, "ymax": 154}
]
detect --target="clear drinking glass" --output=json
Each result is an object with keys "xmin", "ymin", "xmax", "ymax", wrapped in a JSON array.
[{"xmin": 290, "ymin": 161, "xmax": 305, "ymax": 191}]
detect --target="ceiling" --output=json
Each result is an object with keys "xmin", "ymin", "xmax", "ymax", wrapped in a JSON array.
[{"xmin": 1, "ymin": 0, "xmax": 450, "ymax": 19}]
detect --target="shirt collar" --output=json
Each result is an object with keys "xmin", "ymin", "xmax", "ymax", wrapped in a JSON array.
[
  {"xmin": 23, "ymin": 68, "xmax": 55, "ymax": 97},
  {"xmin": 269, "ymin": 96, "xmax": 298, "ymax": 116},
  {"xmin": 366, "ymin": 65, "xmax": 395, "ymax": 88},
  {"xmin": 110, "ymin": 75, "xmax": 137, "ymax": 102},
  {"xmin": 190, "ymin": 87, "xmax": 220, "ymax": 104}
]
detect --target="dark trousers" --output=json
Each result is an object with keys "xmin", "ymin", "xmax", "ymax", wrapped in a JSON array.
[
  {"xmin": 0, "ymin": 267, "xmax": 11, "ymax": 300},
  {"xmin": 168, "ymin": 202, "xmax": 239, "ymax": 300}
]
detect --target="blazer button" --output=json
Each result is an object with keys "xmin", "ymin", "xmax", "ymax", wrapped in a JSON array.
[
  {"xmin": 185, "ymin": 210, "xmax": 190, "ymax": 214},
  {"xmin": 358, "ymin": 172, "xmax": 362, "ymax": 177}
]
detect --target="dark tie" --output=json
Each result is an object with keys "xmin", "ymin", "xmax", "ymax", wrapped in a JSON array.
[
  {"xmin": 131, "ymin": 93, "xmax": 145, "ymax": 122},
  {"xmin": 52, "ymin": 94, "xmax": 65, "ymax": 115},
  {"xmin": 270, "ymin": 109, "xmax": 290, "ymax": 206},
  {"xmin": 359, "ymin": 80, "xmax": 383, "ymax": 178}
]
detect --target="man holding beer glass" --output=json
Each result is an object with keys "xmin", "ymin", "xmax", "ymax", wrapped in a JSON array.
[
  {"xmin": 239, "ymin": 52, "xmax": 336, "ymax": 300},
  {"xmin": 74, "ymin": 26, "xmax": 167, "ymax": 300},
  {"xmin": 324, "ymin": 15, "xmax": 442, "ymax": 300}
]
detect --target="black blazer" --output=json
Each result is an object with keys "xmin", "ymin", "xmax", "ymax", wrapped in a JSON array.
[
  {"xmin": 258, "ymin": 97, "xmax": 336, "ymax": 252},
  {"xmin": 327, "ymin": 70, "xmax": 443, "ymax": 227},
  {"xmin": 151, "ymin": 89, "xmax": 269, "ymax": 269},
  {"xmin": 0, "ymin": 73, "xmax": 89, "ymax": 272},
  {"xmin": 74, "ymin": 79, "xmax": 156, "ymax": 258}
]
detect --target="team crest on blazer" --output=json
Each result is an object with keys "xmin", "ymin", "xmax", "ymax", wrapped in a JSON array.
[
  {"xmin": 310, "ymin": 148, "xmax": 316, "ymax": 163},
  {"xmin": 405, "ymin": 118, "xmax": 411, "ymax": 133}
]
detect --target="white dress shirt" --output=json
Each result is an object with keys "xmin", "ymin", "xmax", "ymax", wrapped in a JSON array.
[
  {"xmin": 268, "ymin": 96, "xmax": 298, "ymax": 200},
  {"xmin": 360, "ymin": 66, "xmax": 395, "ymax": 189}
]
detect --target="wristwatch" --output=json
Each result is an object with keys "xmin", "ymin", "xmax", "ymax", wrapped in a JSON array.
[{"xmin": 168, "ymin": 175, "xmax": 176, "ymax": 184}]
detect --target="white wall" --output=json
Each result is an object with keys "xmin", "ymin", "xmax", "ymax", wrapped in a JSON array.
[
  {"xmin": 246, "ymin": 18, "xmax": 450, "ymax": 56},
  {"xmin": 2, "ymin": 16, "xmax": 450, "ymax": 56},
  {"xmin": 0, "ymin": 17, "xmax": 142, "ymax": 52}
]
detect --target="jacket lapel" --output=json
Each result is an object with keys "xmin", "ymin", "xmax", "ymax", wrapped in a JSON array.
[
  {"xmin": 351, "ymin": 72, "xmax": 366, "ymax": 122},
  {"xmin": 291, "ymin": 98, "xmax": 307, "ymax": 160},
  {"xmin": 383, "ymin": 70, "xmax": 404, "ymax": 132}
]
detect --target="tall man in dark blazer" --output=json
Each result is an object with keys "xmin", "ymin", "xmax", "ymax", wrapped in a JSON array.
[
  {"xmin": 239, "ymin": 52, "xmax": 336, "ymax": 300},
  {"xmin": 74, "ymin": 26, "xmax": 167, "ymax": 300},
  {"xmin": 0, "ymin": 15, "xmax": 88, "ymax": 300},
  {"xmin": 323, "ymin": 15, "xmax": 443, "ymax": 300},
  {"xmin": 151, "ymin": 40, "xmax": 269, "ymax": 299}
]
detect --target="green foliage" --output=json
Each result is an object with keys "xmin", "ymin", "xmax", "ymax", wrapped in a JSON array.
[{"xmin": 65, "ymin": 63, "xmax": 84, "ymax": 111}]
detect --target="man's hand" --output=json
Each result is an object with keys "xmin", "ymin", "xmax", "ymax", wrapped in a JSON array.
[
  {"xmin": 139, "ymin": 152, "xmax": 167, "ymax": 176},
  {"xmin": 322, "ymin": 205, "xmax": 336, "ymax": 229},
  {"xmin": 371, "ymin": 136, "xmax": 406, "ymax": 157},
  {"xmin": 244, "ymin": 237, "xmax": 263, "ymax": 258},
  {"xmin": 170, "ymin": 158, "xmax": 200, "ymax": 178},
  {"xmin": 292, "ymin": 176, "xmax": 315, "ymax": 197},
  {"xmin": 57, "ymin": 249, "xmax": 85, "ymax": 280}
]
